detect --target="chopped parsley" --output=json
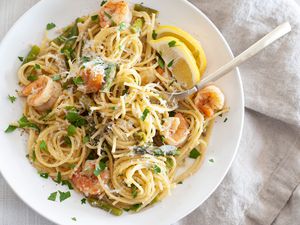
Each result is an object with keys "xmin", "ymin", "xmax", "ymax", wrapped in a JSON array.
[
  {"xmin": 46, "ymin": 22, "xmax": 56, "ymax": 30},
  {"xmin": 39, "ymin": 172, "xmax": 49, "ymax": 179},
  {"xmin": 165, "ymin": 157, "xmax": 174, "ymax": 169},
  {"xmin": 168, "ymin": 111, "xmax": 176, "ymax": 117},
  {"xmin": 18, "ymin": 56, "xmax": 24, "ymax": 62},
  {"xmin": 18, "ymin": 115, "xmax": 40, "ymax": 132},
  {"xmin": 4, "ymin": 125, "xmax": 17, "ymax": 133},
  {"xmin": 131, "ymin": 185, "xmax": 138, "ymax": 198},
  {"xmin": 54, "ymin": 172, "xmax": 62, "ymax": 184},
  {"xmin": 52, "ymin": 75, "xmax": 61, "ymax": 81},
  {"xmin": 157, "ymin": 55, "xmax": 165, "ymax": 69},
  {"xmin": 8, "ymin": 95, "xmax": 16, "ymax": 103},
  {"xmin": 209, "ymin": 158, "xmax": 215, "ymax": 163},
  {"xmin": 27, "ymin": 74, "xmax": 38, "ymax": 81},
  {"xmin": 63, "ymin": 136, "xmax": 72, "ymax": 147},
  {"xmin": 91, "ymin": 14, "xmax": 99, "ymax": 21},
  {"xmin": 83, "ymin": 136, "xmax": 90, "ymax": 144},
  {"xmin": 161, "ymin": 135, "xmax": 165, "ymax": 143},
  {"xmin": 153, "ymin": 165, "xmax": 161, "ymax": 174},
  {"xmin": 177, "ymin": 181, "xmax": 183, "ymax": 184},
  {"xmin": 71, "ymin": 217, "xmax": 77, "ymax": 221},
  {"xmin": 224, "ymin": 118, "xmax": 228, "ymax": 123},
  {"xmin": 39, "ymin": 140, "xmax": 48, "ymax": 152},
  {"xmin": 62, "ymin": 180, "xmax": 73, "ymax": 190},
  {"xmin": 168, "ymin": 40, "xmax": 176, "ymax": 47},
  {"xmin": 81, "ymin": 198, "xmax": 86, "ymax": 204},
  {"xmin": 189, "ymin": 148, "xmax": 201, "ymax": 159},
  {"xmin": 81, "ymin": 56, "xmax": 90, "ymax": 63},
  {"xmin": 72, "ymin": 76, "xmax": 84, "ymax": 85},
  {"xmin": 130, "ymin": 203, "xmax": 142, "ymax": 211},
  {"xmin": 152, "ymin": 30, "xmax": 158, "ymax": 40},
  {"xmin": 141, "ymin": 108, "xmax": 150, "ymax": 121},
  {"xmin": 32, "ymin": 151, "xmax": 36, "ymax": 162},
  {"xmin": 67, "ymin": 125, "xmax": 76, "ymax": 136},
  {"xmin": 119, "ymin": 22, "xmax": 127, "ymax": 31},
  {"xmin": 48, "ymin": 191, "xmax": 57, "ymax": 201},
  {"xmin": 34, "ymin": 64, "xmax": 41, "ymax": 70},
  {"xmin": 100, "ymin": 0, "xmax": 107, "ymax": 6},
  {"xmin": 167, "ymin": 59, "xmax": 174, "ymax": 68},
  {"xmin": 66, "ymin": 111, "xmax": 87, "ymax": 127},
  {"xmin": 93, "ymin": 160, "xmax": 107, "ymax": 176},
  {"xmin": 59, "ymin": 191, "xmax": 71, "ymax": 202}
]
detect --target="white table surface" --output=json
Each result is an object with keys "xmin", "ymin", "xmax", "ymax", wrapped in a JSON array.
[{"xmin": 1, "ymin": 1, "xmax": 300, "ymax": 225}]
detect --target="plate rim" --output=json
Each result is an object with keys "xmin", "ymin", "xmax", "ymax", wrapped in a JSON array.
[{"xmin": 0, "ymin": 0, "xmax": 245, "ymax": 224}]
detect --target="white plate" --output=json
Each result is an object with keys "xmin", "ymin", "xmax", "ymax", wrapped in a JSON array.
[{"xmin": 0, "ymin": 0, "xmax": 244, "ymax": 224}]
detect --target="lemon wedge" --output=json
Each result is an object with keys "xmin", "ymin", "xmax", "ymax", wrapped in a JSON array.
[
  {"xmin": 155, "ymin": 25, "xmax": 207, "ymax": 75},
  {"xmin": 149, "ymin": 36, "xmax": 200, "ymax": 88}
]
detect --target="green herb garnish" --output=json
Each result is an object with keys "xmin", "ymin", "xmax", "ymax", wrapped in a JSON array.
[
  {"xmin": 189, "ymin": 148, "xmax": 201, "ymax": 159},
  {"xmin": 54, "ymin": 172, "xmax": 62, "ymax": 184},
  {"xmin": 46, "ymin": 23, "xmax": 56, "ymax": 30},
  {"xmin": 131, "ymin": 185, "xmax": 138, "ymax": 198},
  {"xmin": 167, "ymin": 59, "xmax": 174, "ymax": 67},
  {"xmin": 157, "ymin": 56, "xmax": 165, "ymax": 69},
  {"xmin": 18, "ymin": 115, "xmax": 40, "ymax": 132},
  {"xmin": 8, "ymin": 95, "xmax": 16, "ymax": 103},
  {"xmin": 39, "ymin": 140, "xmax": 48, "ymax": 152},
  {"xmin": 153, "ymin": 165, "xmax": 161, "ymax": 174},
  {"xmin": 4, "ymin": 125, "xmax": 17, "ymax": 133},
  {"xmin": 48, "ymin": 191, "xmax": 57, "ymax": 201},
  {"xmin": 27, "ymin": 74, "xmax": 38, "ymax": 81},
  {"xmin": 93, "ymin": 161, "xmax": 107, "ymax": 176},
  {"xmin": 39, "ymin": 172, "xmax": 49, "ymax": 179},
  {"xmin": 101, "ymin": 0, "xmax": 107, "ymax": 6},
  {"xmin": 52, "ymin": 75, "xmax": 61, "ymax": 81},
  {"xmin": 152, "ymin": 30, "xmax": 158, "ymax": 40},
  {"xmin": 59, "ymin": 191, "xmax": 71, "ymax": 202},
  {"xmin": 130, "ymin": 203, "xmax": 142, "ymax": 211},
  {"xmin": 62, "ymin": 180, "xmax": 73, "ymax": 190},
  {"xmin": 119, "ymin": 22, "xmax": 127, "ymax": 31},
  {"xmin": 83, "ymin": 136, "xmax": 90, "ymax": 144},
  {"xmin": 224, "ymin": 118, "xmax": 228, "ymax": 123},
  {"xmin": 18, "ymin": 56, "xmax": 24, "ymax": 62},
  {"xmin": 81, "ymin": 56, "xmax": 90, "ymax": 63},
  {"xmin": 177, "ymin": 181, "xmax": 183, "ymax": 184},
  {"xmin": 141, "ymin": 108, "xmax": 150, "ymax": 121},
  {"xmin": 209, "ymin": 158, "xmax": 215, "ymax": 163},
  {"xmin": 168, "ymin": 40, "xmax": 176, "ymax": 47},
  {"xmin": 91, "ymin": 14, "xmax": 99, "ymax": 21},
  {"xmin": 81, "ymin": 198, "xmax": 87, "ymax": 204},
  {"xmin": 66, "ymin": 111, "xmax": 87, "ymax": 127},
  {"xmin": 104, "ymin": 11, "xmax": 112, "ymax": 19},
  {"xmin": 67, "ymin": 125, "xmax": 76, "ymax": 136},
  {"xmin": 34, "ymin": 64, "xmax": 41, "ymax": 70},
  {"xmin": 73, "ymin": 76, "xmax": 84, "ymax": 85},
  {"xmin": 71, "ymin": 217, "xmax": 77, "ymax": 221}
]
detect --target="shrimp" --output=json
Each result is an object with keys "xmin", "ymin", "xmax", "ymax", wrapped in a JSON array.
[
  {"xmin": 99, "ymin": 0, "xmax": 132, "ymax": 28},
  {"xmin": 21, "ymin": 75, "xmax": 62, "ymax": 112},
  {"xmin": 194, "ymin": 85, "xmax": 225, "ymax": 118},
  {"xmin": 81, "ymin": 68, "xmax": 103, "ymax": 93},
  {"xmin": 162, "ymin": 113, "xmax": 189, "ymax": 147},
  {"xmin": 71, "ymin": 160, "xmax": 110, "ymax": 196}
]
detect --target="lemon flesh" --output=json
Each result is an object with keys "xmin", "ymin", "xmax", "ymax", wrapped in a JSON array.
[
  {"xmin": 156, "ymin": 25, "xmax": 207, "ymax": 75},
  {"xmin": 149, "ymin": 36, "xmax": 200, "ymax": 89}
]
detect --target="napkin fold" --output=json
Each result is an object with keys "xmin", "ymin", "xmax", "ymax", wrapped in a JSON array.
[{"xmin": 174, "ymin": 0, "xmax": 300, "ymax": 225}]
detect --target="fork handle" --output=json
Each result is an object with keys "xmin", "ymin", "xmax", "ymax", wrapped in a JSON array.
[{"xmin": 195, "ymin": 22, "xmax": 291, "ymax": 90}]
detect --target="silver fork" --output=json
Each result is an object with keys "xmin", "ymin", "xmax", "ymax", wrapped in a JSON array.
[{"xmin": 166, "ymin": 22, "xmax": 291, "ymax": 100}]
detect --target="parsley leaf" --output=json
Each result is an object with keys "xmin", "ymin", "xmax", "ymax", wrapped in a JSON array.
[
  {"xmin": 81, "ymin": 198, "xmax": 86, "ymax": 204},
  {"xmin": 141, "ymin": 108, "xmax": 150, "ymax": 121},
  {"xmin": 63, "ymin": 136, "xmax": 72, "ymax": 147},
  {"xmin": 67, "ymin": 125, "xmax": 76, "ymax": 136},
  {"xmin": 168, "ymin": 40, "xmax": 176, "ymax": 47},
  {"xmin": 209, "ymin": 158, "xmax": 215, "ymax": 163},
  {"xmin": 177, "ymin": 181, "xmax": 183, "ymax": 184},
  {"xmin": 8, "ymin": 95, "xmax": 16, "ymax": 103},
  {"xmin": 27, "ymin": 74, "xmax": 38, "ymax": 81},
  {"xmin": 81, "ymin": 56, "xmax": 90, "ymax": 63},
  {"xmin": 104, "ymin": 11, "xmax": 112, "ymax": 19},
  {"xmin": 62, "ymin": 180, "xmax": 73, "ymax": 190},
  {"xmin": 18, "ymin": 115, "xmax": 40, "ymax": 132},
  {"xmin": 39, "ymin": 172, "xmax": 49, "ymax": 179},
  {"xmin": 91, "ymin": 14, "xmax": 99, "ymax": 21},
  {"xmin": 130, "ymin": 203, "xmax": 142, "ymax": 211},
  {"xmin": 157, "ymin": 55, "xmax": 165, "ymax": 69},
  {"xmin": 18, "ymin": 56, "xmax": 24, "ymax": 62},
  {"xmin": 189, "ymin": 148, "xmax": 201, "ymax": 159},
  {"xmin": 119, "ymin": 22, "xmax": 127, "ymax": 31},
  {"xmin": 101, "ymin": 0, "xmax": 107, "ymax": 6},
  {"xmin": 224, "ymin": 118, "xmax": 228, "ymax": 123},
  {"xmin": 71, "ymin": 217, "xmax": 77, "ymax": 221},
  {"xmin": 152, "ymin": 30, "xmax": 158, "ymax": 40},
  {"xmin": 4, "ymin": 125, "xmax": 17, "ymax": 133},
  {"xmin": 66, "ymin": 111, "xmax": 87, "ymax": 127},
  {"xmin": 54, "ymin": 172, "xmax": 62, "ymax": 184},
  {"xmin": 83, "ymin": 136, "xmax": 90, "ymax": 144},
  {"xmin": 153, "ymin": 165, "xmax": 161, "ymax": 174},
  {"xmin": 48, "ymin": 191, "xmax": 57, "ymax": 201},
  {"xmin": 59, "ymin": 191, "xmax": 71, "ymax": 202},
  {"xmin": 34, "ymin": 64, "xmax": 41, "ymax": 70},
  {"xmin": 46, "ymin": 22, "xmax": 56, "ymax": 30},
  {"xmin": 167, "ymin": 59, "xmax": 174, "ymax": 68},
  {"xmin": 72, "ymin": 76, "xmax": 84, "ymax": 85},
  {"xmin": 93, "ymin": 161, "xmax": 107, "ymax": 176},
  {"xmin": 39, "ymin": 140, "xmax": 48, "ymax": 152},
  {"xmin": 131, "ymin": 185, "xmax": 138, "ymax": 198}
]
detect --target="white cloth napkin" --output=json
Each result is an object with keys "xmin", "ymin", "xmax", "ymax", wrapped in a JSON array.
[{"xmin": 1, "ymin": 0, "xmax": 300, "ymax": 225}]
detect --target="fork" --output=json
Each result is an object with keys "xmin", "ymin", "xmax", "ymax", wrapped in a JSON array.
[{"xmin": 166, "ymin": 22, "xmax": 291, "ymax": 100}]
